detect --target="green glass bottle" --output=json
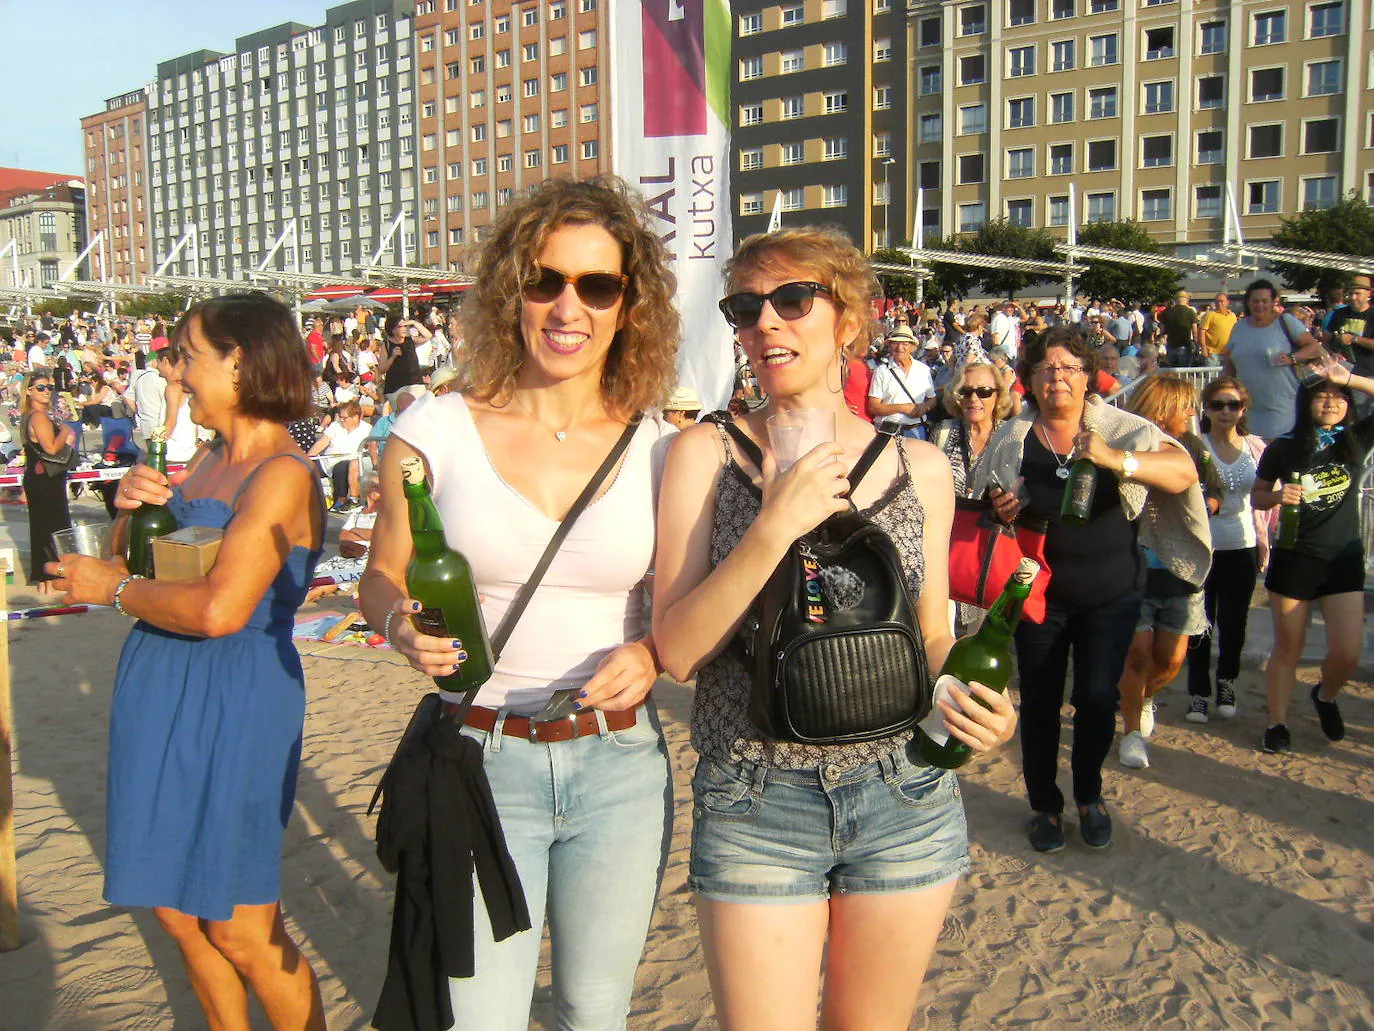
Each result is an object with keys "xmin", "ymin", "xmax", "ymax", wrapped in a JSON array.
[
  {"xmin": 912, "ymin": 558, "xmax": 1041, "ymax": 770},
  {"xmin": 1060, "ymin": 455, "xmax": 1097, "ymax": 526},
  {"xmin": 125, "ymin": 435, "xmax": 179, "ymax": 578},
  {"xmin": 400, "ymin": 456, "xmax": 494, "ymax": 693},
  {"xmin": 1275, "ymin": 472, "xmax": 1302, "ymax": 550}
]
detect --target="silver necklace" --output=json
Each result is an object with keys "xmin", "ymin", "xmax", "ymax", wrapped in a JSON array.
[
  {"xmin": 1035, "ymin": 421, "xmax": 1073, "ymax": 479},
  {"xmin": 513, "ymin": 393, "xmax": 588, "ymax": 442}
]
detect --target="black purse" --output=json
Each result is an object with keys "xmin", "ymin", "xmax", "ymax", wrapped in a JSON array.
[{"xmin": 23, "ymin": 413, "xmax": 77, "ymax": 478}]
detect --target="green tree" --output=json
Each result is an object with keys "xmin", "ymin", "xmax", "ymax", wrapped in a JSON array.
[
  {"xmin": 1073, "ymin": 220, "xmax": 1181, "ymax": 305},
  {"xmin": 1269, "ymin": 193, "xmax": 1374, "ymax": 300},
  {"xmin": 922, "ymin": 235, "xmax": 979, "ymax": 301},
  {"xmin": 959, "ymin": 219, "xmax": 1057, "ymax": 299},
  {"xmin": 870, "ymin": 247, "xmax": 925, "ymax": 305}
]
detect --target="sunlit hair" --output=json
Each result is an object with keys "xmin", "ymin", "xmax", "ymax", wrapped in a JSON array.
[
  {"xmin": 1126, "ymin": 373, "xmax": 1197, "ymax": 435},
  {"xmin": 1199, "ymin": 375, "xmax": 1252, "ymax": 436},
  {"xmin": 456, "ymin": 175, "xmax": 680, "ymax": 416},
  {"xmin": 964, "ymin": 312, "xmax": 988, "ymax": 333},
  {"xmin": 942, "ymin": 361, "xmax": 1016, "ymax": 421},
  {"xmin": 19, "ymin": 369, "xmax": 53, "ymax": 417},
  {"xmin": 1016, "ymin": 327, "xmax": 1099, "ymax": 410},
  {"xmin": 724, "ymin": 226, "xmax": 880, "ymax": 351}
]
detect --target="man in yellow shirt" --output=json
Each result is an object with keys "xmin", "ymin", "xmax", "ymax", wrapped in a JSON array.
[{"xmin": 1196, "ymin": 292, "xmax": 1238, "ymax": 366}]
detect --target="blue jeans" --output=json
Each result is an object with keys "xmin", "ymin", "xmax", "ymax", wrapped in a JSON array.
[
  {"xmin": 1014, "ymin": 590, "xmax": 1142, "ymax": 814},
  {"xmin": 450, "ymin": 704, "xmax": 672, "ymax": 1031}
]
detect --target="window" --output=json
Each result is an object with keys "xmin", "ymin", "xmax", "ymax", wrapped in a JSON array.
[
  {"xmin": 580, "ymin": 67, "xmax": 597, "ymax": 86},
  {"xmin": 523, "ymin": 5, "xmax": 539, "ymax": 24},
  {"xmin": 1248, "ymin": 123, "xmax": 1283, "ymax": 158},
  {"xmin": 525, "ymin": 150, "xmax": 541, "ymax": 168},
  {"xmin": 874, "ymin": 37, "xmax": 891, "ymax": 62},
  {"xmin": 739, "ymin": 12, "xmax": 762, "ymax": 35},
  {"xmin": 579, "ymin": 103, "xmax": 598, "ymax": 123},
  {"xmin": 1250, "ymin": 67, "xmax": 1284, "ymax": 102},
  {"xmin": 781, "ymin": 187, "xmax": 804, "ymax": 212},
  {"xmin": 872, "ymin": 132, "xmax": 891, "ymax": 157},
  {"xmin": 1247, "ymin": 180, "xmax": 1280, "ymax": 214},
  {"xmin": 1196, "ymin": 129, "xmax": 1224, "ymax": 164},
  {"xmin": 524, "ymin": 113, "xmax": 541, "ymax": 132},
  {"xmin": 1141, "ymin": 135, "xmax": 1173, "ymax": 167},
  {"xmin": 578, "ymin": 28, "xmax": 596, "ymax": 49},
  {"xmin": 919, "ymin": 16, "xmax": 941, "ymax": 46},
  {"xmin": 1195, "ymin": 185, "xmax": 1223, "ymax": 218},
  {"xmin": 959, "ymin": 202, "xmax": 987, "ymax": 232},
  {"xmin": 1253, "ymin": 10, "xmax": 1286, "ymax": 45},
  {"xmin": 1007, "ymin": 199, "xmax": 1033, "ymax": 227},
  {"xmin": 497, "ymin": 83, "xmax": 513, "ymax": 101},
  {"xmin": 1050, "ymin": 91, "xmax": 1074, "ymax": 123},
  {"xmin": 552, "ymin": 144, "xmax": 568, "ymax": 163},
  {"xmin": 824, "ymin": 137, "xmax": 848, "ymax": 160},
  {"xmin": 1008, "ymin": 97, "xmax": 1035, "ymax": 128},
  {"xmin": 1089, "ymin": 33, "xmax": 1118, "ymax": 66},
  {"xmin": 469, "ymin": 21, "xmax": 485, "ymax": 40},
  {"xmin": 823, "ymin": 90, "xmax": 848, "ymax": 113},
  {"xmin": 1306, "ymin": 59, "xmax": 1341, "ymax": 96},
  {"xmin": 919, "ymin": 65, "xmax": 942, "ymax": 94},
  {"xmin": 551, "ymin": 109, "xmax": 568, "ymax": 128},
  {"xmin": 959, "ymin": 103, "xmax": 987, "ymax": 134},
  {"xmin": 740, "ymin": 56, "xmax": 762, "ymax": 81},
  {"xmin": 823, "ymin": 42, "xmax": 847, "ymax": 67},
  {"xmin": 822, "ymin": 184, "xmax": 847, "ymax": 208},
  {"xmin": 1090, "ymin": 0, "xmax": 1119, "ymax": 9},
  {"xmin": 740, "ymin": 148, "xmax": 763, "ymax": 171},
  {"xmin": 919, "ymin": 113, "xmax": 942, "ymax": 142},
  {"xmin": 960, "ymin": 54, "xmax": 986, "ymax": 85},
  {"xmin": 1144, "ymin": 26, "xmax": 1175, "ymax": 60},
  {"xmin": 874, "ymin": 181, "xmax": 891, "ymax": 205},
  {"xmin": 1308, "ymin": 1, "xmax": 1343, "ymax": 37},
  {"xmin": 873, "ymin": 85, "xmax": 892, "ymax": 110},
  {"xmin": 471, "ymin": 123, "xmax": 487, "ymax": 142},
  {"xmin": 781, "ymin": 49, "xmax": 804, "ymax": 74},
  {"xmin": 1009, "ymin": 46, "xmax": 1035, "ymax": 77},
  {"xmin": 581, "ymin": 139, "xmax": 599, "ymax": 159},
  {"xmin": 1007, "ymin": 148, "xmax": 1034, "ymax": 178},
  {"xmin": 1049, "ymin": 142, "xmax": 1073, "ymax": 175},
  {"xmin": 1088, "ymin": 86, "xmax": 1118, "ymax": 119},
  {"xmin": 1141, "ymin": 188, "xmax": 1172, "ymax": 221},
  {"xmin": 1143, "ymin": 80, "xmax": 1175, "ymax": 114},
  {"xmin": 741, "ymin": 192, "xmax": 763, "ymax": 215},
  {"xmin": 1199, "ymin": 20, "xmax": 1226, "ymax": 54},
  {"xmin": 781, "ymin": 4, "xmax": 804, "ymax": 25},
  {"xmin": 1086, "ymin": 192, "xmax": 1116, "ymax": 222},
  {"xmin": 471, "ymin": 156, "xmax": 487, "ymax": 175},
  {"xmin": 918, "ymin": 161, "xmax": 941, "ymax": 189},
  {"xmin": 1197, "ymin": 75, "xmax": 1225, "ymax": 109},
  {"xmin": 958, "ymin": 153, "xmax": 985, "ymax": 185},
  {"xmin": 740, "ymin": 103, "xmax": 763, "ymax": 126},
  {"xmin": 960, "ymin": 5, "xmax": 986, "ymax": 35},
  {"xmin": 1087, "ymin": 138, "xmax": 1117, "ymax": 171},
  {"xmin": 1051, "ymin": 39, "xmax": 1075, "ymax": 72},
  {"xmin": 523, "ymin": 42, "xmax": 539, "ymax": 61},
  {"xmin": 470, "ymin": 89, "xmax": 486, "ymax": 108},
  {"xmin": 781, "ymin": 96, "xmax": 804, "ymax": 119},
  {"xmin": 1009, "ymin": 0, "xmax": 1035, "ymax": 24},
  {"xmin": 781, "ymin": 142, "xmax": 804, "ymax": 165},
  {"xmin": 1303, "ymin": 118, "xmax": 1339, "ymax": 153},
  {"xmin": 1049, "ymin": 195, "xmax": 1070, "ymax": 226}
]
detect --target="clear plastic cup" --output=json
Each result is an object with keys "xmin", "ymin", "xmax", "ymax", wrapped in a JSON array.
[
  {"xmin": 53, "ymin": 522, "xmax": 112, "ymax": 559},
  {"xmin": 766, "ymin": 409, "xmax": 836, "ymax": 473}
]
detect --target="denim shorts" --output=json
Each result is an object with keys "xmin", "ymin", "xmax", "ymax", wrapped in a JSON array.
[
  {"xmin": 689, "ymin": 746, "xmax": 969, "ymax": 903},
  {"xmin": 1135, "ymin": 590, "xmax": 1207, "ymax": 636}
]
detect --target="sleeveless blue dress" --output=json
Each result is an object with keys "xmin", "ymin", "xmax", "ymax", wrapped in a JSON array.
[{"xmin": 104, "ymin": 462, "xmax": 322, "ymax": 921}]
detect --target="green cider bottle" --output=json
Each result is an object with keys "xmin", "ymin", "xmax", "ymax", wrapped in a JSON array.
[
  {"xmin": 400, "ymin": 456, "xmax": 494, "ymax": 693},
  {"xmin": 125, "ymin": 435, "xmax": 179, "ymax": 578},
  {"xmin": 1275, "ymin": 472, "xmax": 1302, "ymax": 550},
  {"xmin": 1060, "ymin": 454, "xmax": 1097, "ymax": 526},
  {"xmin": 912, "ymin": 558, "xmax": 1041, "ymax": 770}
]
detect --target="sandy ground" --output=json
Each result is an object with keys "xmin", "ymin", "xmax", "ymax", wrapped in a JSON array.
[{"xmin": 0, "ymin": 502, "xmax": 1371, "ymax": 1030}]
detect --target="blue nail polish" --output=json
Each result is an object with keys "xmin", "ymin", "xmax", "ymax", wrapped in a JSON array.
[
  {"xmin": 578, "ymin": 690, "xmax": 589, "ymax": 699},
  {"xmin": 451, "ymin": 639, "xmax": 463, "ymax": 649},
  {"xmin": 572, "ymin": 701, "xmax": 583, "ymax": 711},
  {"xmin": 456, "ymin": 650, "xmax": 468, "ymax": 662},
  {"xmin": 452, "ymin": 664, "xmax": 462, "ymax": 672},
  {"xmin": 411, "ymin": 601, "xmax": 421, "ymax": 612}
]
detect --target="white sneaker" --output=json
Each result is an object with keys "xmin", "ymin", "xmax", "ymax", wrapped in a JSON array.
[
  {"xmin": 1119, "ymin": 731, "xmax": 1151, "ymax": 769},
  {"xmin": 1139, "ymin": 699, "xmax": 1157, "ymax": 739},
  {"xmin": 1216, "ymin": 681, "xmax": 1237, "ymax": 719}
]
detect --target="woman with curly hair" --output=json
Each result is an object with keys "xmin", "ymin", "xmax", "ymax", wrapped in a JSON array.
[{"xmin": 359, "ymin": 175, "xmax": 680, "ymax": 1028}]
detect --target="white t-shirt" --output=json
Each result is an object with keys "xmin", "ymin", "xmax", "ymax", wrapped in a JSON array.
[
  {"xmin": 27, "ymin": 344, "xmax": 45, "ymax": 368},
  {"xmin": 1205, "ymin": 439, "xmax": 1260, "ymax": 551},
  {"xmin": 318, "ymin": 419, "xmax": 372, "ymax": 474},
  {"xmin": 990, "ymin": 312, "xmax": 1019, "ymax": 356},
  {"xmin": 356, "ymin": 348, "xmax": 378, "ymax": 379},
  {"xmin": 868, "ymin": 359, "xmax": 935, "ymax": 428},
  {"xmin": 130, "ymin": 368, "xmax": 167, "ymax": 431}
]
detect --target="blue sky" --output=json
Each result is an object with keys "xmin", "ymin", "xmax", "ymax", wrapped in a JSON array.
[{"xmin": 0, "ymin": 0, "xmax": 326, "ymax": 177}]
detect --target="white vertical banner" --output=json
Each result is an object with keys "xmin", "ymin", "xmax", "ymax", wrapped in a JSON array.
[{"xmin": 611, "ymin": 0, "xmax": 735, "ymax": 412}]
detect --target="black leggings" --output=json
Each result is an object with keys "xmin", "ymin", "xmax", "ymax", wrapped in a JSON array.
[{"xmin": 1186, "ymin": 546, "xmax": 1259, "ymax": 697}]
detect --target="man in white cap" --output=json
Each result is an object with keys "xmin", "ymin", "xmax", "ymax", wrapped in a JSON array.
[{"xmin": 662, "ymin": 386, "xmax": 703, "ymax": 430}]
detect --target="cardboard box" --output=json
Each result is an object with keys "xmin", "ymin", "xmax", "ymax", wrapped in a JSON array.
[{"xmin": 150, "ymin": 526, "xmax": 223, "ymax": 581}]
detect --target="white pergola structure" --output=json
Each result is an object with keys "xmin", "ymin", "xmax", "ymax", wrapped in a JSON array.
[{"xmin": 1215, "ymin": 183, "xmax": 1370, "ymax": 283}]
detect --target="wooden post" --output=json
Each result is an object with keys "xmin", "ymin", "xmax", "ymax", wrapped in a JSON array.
[{"xmin": 0, "ymin": 548, "xmax": 19, "ymax": 951}]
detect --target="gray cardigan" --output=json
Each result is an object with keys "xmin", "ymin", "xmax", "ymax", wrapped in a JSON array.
[{"xmin": 972, "ymin": 395, "xmax": 1213, "ymax": 588}]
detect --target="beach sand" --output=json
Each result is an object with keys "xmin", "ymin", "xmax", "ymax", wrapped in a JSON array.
[{"xmin": 1, "ymin": 549, "xmax": 1371, "ymax": 1029}]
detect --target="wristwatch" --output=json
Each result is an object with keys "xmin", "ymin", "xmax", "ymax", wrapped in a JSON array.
[{"xmin": 1120, "ymin": 450, "xmax": 1140, "ymax": 479}]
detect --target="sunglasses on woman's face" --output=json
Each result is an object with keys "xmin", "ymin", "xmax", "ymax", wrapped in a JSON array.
[
  {"xmin": 31, "ymin": 383, "xmax": 53, "ymax": 392},
  {"xmin": 522, "ymin": 264, "xmax": 628, "ymax": 310},
  {"xmin": 958, "ymin": 386, "xmax": 997, "ymax": 399},
  {"xmin": 1206, "ymin": 399, "xmax": 1244, "ymax": 412},
  {"xmin": 718, "ymin": 281, "xmax": 832, "ymax": 330}
]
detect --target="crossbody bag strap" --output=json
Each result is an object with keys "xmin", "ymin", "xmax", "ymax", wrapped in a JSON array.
[{"xmin": 488, "ymin": 414, "xmax": 642, "ymax": 661}]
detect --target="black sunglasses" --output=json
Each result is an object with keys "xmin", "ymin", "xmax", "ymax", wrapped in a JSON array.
[
  {"xmin": 957, "ymin": 386, "xmax": 997, "ymax": 399},
  {"xmin": 718, "ymin": 281, "xmax": 832, "ymax": 330},
  {"xmin": 31, "ymin": 383, "xmax": 53, "ymax": 392},
  {"xmin": 523, "ymin": 264, "xmax": 628, "ymax": 310},
  {"xmin": 1206, "ymin": 399, "xmax": 1244, "ymax": 412}
]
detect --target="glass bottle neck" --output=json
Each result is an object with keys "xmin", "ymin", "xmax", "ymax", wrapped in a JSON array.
[
  {"xmin": 145, "ymin": 442, "xmax": 167, "ymax": 476},
  {"xmin": 983, "ymin": 585, "xmax": 1030, "ymax": 636},
  {"xmin": 404, "ymin": 483, "xmax": 448, "ymax": 556}
]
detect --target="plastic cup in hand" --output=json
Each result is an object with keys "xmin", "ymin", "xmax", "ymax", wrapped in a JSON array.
[
  {"xmin": 53, "ymin": 523, "xmax": 112, "ymax": 559},
  {"xmin": 766, "ymin": 409, "xmax": 836, "ymax": 473}
]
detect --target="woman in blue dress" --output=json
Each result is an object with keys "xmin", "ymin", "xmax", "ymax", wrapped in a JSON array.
[{"xmin": 51, "ymin": 293, "xmax": 326, "ymax": 1031}]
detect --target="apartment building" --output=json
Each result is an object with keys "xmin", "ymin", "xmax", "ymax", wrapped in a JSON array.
[
  {"xmin": 81, "ymin": 87, "xmax": 153, "ymax": 284},
  {"xmin": 910, "ymin": 0, "xmax": 1373, "ymax": 252},
  {"xmin": 144, "ymin": 0, "xmax": 415, "ymax": 279},
  {"xmin": 731, "ymin": 0, "xmax": 907, "ymax": 249},
  {"xmin": 412, "ymin": 0, "xmax": 610, "ymax": 271},
  {"xmin": 0, "ymin": 181, "xmax": 88, "ymax": 288}
]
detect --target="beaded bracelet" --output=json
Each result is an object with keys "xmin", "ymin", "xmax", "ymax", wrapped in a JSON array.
[
  {"xmin": 384, "ymin": 607, "xmax": 401, "ymax": 647},
  {"xmin": 113, "ymin": 574, "xmax": 145, "ymax": 617}
]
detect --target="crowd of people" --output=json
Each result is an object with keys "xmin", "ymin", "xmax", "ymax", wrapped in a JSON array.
[{"xmin": 15, "ymin": 173, "xmax": 1372, "ymax": 1031}]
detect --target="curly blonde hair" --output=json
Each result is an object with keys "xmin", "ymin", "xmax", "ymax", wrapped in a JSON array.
[
  {"xmin": 455, "ymin": 176, "xmax": 680, "ymax": 416},
  {"xmin": 723, "ymin": 227, "xmax": 880, "ymax": 350},
  {"xmin": 941, "ymin": 361, "xmax": 1017, "ymax": 421}
]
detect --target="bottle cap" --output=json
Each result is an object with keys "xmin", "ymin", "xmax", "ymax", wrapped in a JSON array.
[
  {"xmin": 1012, "ymin": 558, "xmax": 1041, "ymax": 585},
  {"xmin": 400, "ymin": 456, "xmax": 426, "ymax": 485}
]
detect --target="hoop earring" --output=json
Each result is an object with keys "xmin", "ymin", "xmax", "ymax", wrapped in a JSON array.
[{"xmin": 827, "ymin": 353, "xmax": 844, "ymax": 393}]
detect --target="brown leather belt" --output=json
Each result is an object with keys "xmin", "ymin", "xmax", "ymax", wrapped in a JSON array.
[{"xmin": 443, "ymin": 701, "xmax": 640, "ymax": 743}]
